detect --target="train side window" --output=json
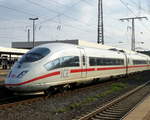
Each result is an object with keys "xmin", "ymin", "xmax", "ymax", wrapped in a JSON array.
[
  {"xmin": 89, "ymin": 57, "xmax": 96, "ymax": 66},
  {"xmin": 97, "ymin": 58, "xmax": 102, "ymax": 65},
  {"xmin": 117, "ymin": 59, "xmax": 124, "ymax": 65},
  {"xmin": 133, "ymin": 60, "xmax": 147, "ymax": 65},
  {"xmin": 82, "ymin": 55, "xmax": 86, "ymax": 66},
  {"xmin": 89, "ymin": 57, "xmax": 124, "ymax": 66},
  {"xmin": 61, "ymin": 56, "xmax": 80, "ymax": 67},
  {"xmin": 115, "ymin": 59, "xmax": 118, "ymax": 65},
  {"xmin": 44, "ymin": 58, "xmax": 60, "ymax": 71},
  {"xmin": 121, "ymin": 59, "xmax": 124, "ymax": 65}
]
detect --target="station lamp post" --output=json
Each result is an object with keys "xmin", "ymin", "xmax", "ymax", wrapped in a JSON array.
[{"xmin": 29, "ymin": 17, "xmax": 39, "ymax": 48}]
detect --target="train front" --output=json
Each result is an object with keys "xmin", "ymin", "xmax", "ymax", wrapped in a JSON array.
[{"xmin": 4, "ymin": 46, "xmax": 51, "ymax": 94}]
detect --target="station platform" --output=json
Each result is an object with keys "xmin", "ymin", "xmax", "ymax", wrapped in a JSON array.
[
  {"xmin": 123, "ymin": 95, "xmax": 150, "ymax": 120},
  {"xmin": 0, "ymin": 69, "xmax": 9, "ymax": 75},
  {"xmin": 0, "ymin": 69, "xmax": 8, "ymax": 86},
  {"xmin": 0, "ymin": 77, "xmax": 4, "ymax": 86}
]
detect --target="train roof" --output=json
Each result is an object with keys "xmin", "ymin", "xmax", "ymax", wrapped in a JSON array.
[
  {"xmin": 36, "ymin": 40, "xmax": 147, "ymax": 56},
  {"xmin": 4, "ymin": 39, "xmax": 148, "ymax": 58},
  {"xmin": 77, "ymin": 40, "xmax": 148, "ymax": 55}
]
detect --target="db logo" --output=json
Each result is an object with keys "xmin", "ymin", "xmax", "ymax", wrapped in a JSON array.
[{"xmin": 11, "ymin": 74, "xmax": 16, "ymax": 78}]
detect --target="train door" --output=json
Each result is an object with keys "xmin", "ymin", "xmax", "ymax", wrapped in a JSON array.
[
  {"xmin": 124, "ymin": 53, "xmax": 128, "ymax": 75},
  {"xmin": 147, "ymin": 58, "xmax": 149, "ymax": 70},
  {"xmin": 60, "ymin": 55, "xmax": 81, "ymax": 81},
  {"xmin": 60, "ymin": 57, "xmax": 70, "ymax": 80},
  {"xmin": 79, "ymin": 48, "xmax": 87, "ymax": 78},
  {"xmin": 120, "ymin": 50, "xmax": 128, "ymax": 75},
  {"xmin": 126, "ymin": 54, "xmax": 133, "ymax": 74}
]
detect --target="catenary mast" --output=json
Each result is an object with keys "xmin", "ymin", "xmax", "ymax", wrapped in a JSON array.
[{"xmin": 97, "ymin": 0, "xmax": 104, "ymax": 44}]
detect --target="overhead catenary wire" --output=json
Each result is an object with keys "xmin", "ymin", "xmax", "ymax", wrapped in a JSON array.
[
  {"xmin": 128, "ymin": 0, "xmax": 148, "ymax": 13},
  {"xmin": 41, "ymin": 19, "xmax": 95, "ymax": 33},
  {"xmin": 0, "ymin": 0, "xmax": 149, "ymax": 48},
  {"xmin": 0, "ymin": 3, "xmax": 55, "ymax": 24},
  {"xmin": 120, "ymin": 0, "xmax": 150, "ymax": 34},
  {"xmin": 124, "ymin": 0, "xmax": 150, "ymax": 29},
  {"xmin": 119, "ymin": 0, "xmax": 150, "ymax": 50},
  {"xmin": 0, "ymin": 36, "xmax": 25, "ymax": 40},
  {"xmin": 0, "ymin": 4, "xmax": 36, "ymax": 17},
  {"xmin": 81, "ymin": 0, "xmax": 97, "ymax": 6},
  {"xmin": 25, "ymin": 0, "xmax": 96, "ymax": 28},
  {"xmin": 24, "ymin": 0, "xmax": 97, "ymax": 34},
  {"xmin": 0, "ymin": 0, "xmax": 97, "ymax": 39},
  {"xmin": 46, "ymin": 0, "xmax": 72, "ymax": 7}
]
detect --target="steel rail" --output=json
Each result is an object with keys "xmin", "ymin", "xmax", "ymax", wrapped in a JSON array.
[{"xmin": 77, "ymin": 80, "xmax": 150, "ymax": 120}]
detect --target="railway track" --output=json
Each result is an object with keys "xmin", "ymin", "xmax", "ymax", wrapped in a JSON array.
[
  {"xmin": 0, "ymin": 72, "xmax": 149, "ymax": 117},
  {"xmin": 0, "ymin": 95, "xmax": 42, "ymax": 105},
  {"xmin": 0, "ymin": 79, "xmax": 118, "ymax": 110},
  {"xmin": 77, "ymin": 80, "xmax": 150, "ymax": 120}
]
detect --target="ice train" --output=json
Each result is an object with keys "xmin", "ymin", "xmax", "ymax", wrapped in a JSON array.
[{"xmin": 4, "ymin": 43, "xmax": 150, "ymax": 94}]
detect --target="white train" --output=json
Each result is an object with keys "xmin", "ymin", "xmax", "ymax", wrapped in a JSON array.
[{"xmin": 4, "ymin": 43, "xmax": 150, "ymax": 94}]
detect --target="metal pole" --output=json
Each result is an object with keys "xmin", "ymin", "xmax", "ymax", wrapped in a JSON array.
[
  {"xmin": 27, "ymin": 29, "xmax": 30, "ymax": 42},
  {"xmin": 29, "ymin": 18, "xmax": 39, "ymax": 48},
  {"xmin": 131, "ymin": 19, "xmax": 135, "ymax": 51},
  {"xmin": 120, "ymin": 16, "xmax": 148, "ymax": 51},
  {"xmin": 33, "ymin": 20, "xmax": 35, "ymax": 47},
  {"xmin": 101, "ymin": 0, "xmax": 104, "ymax": 45},
  {"xmin": 97, "ymin": 0, "xmax": 104, "ymax": 44},
  {"xmin": 97, "ymin": 0, "xmax": 100, "ymax": 44}
]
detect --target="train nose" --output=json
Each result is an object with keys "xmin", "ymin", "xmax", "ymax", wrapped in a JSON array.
[
  {"xmin": 5, "ymin": 79, "xmax": 30, "ymax": 92},
  {"xmin": 5, "ymin": 70, "xmax": 28, "ymax": 89}
]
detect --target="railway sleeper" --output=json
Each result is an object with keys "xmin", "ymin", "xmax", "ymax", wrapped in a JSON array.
[
  {"xmin": 106, "ymin": 110, "xmax": 128, "ymax": 114},
  {"xmin": 105, "ymin": 108, "xmax": 127, "ymax": 113},
  {"xmin": 102, "ymin": 110, "xmax": 124, "ymax": 115},
  {"xmin": 114, "ymin": 102, "xmax": 135, "ymax": 106},
  {"xmin": 107, "ymin": 107, "xmax": 129, "ymax": 111},
  {"xmin": 113, "ymin": 105, "xmax": 132, "ymax": 108},
  {"xmin": 103, "ymin": 111, "xmax": 125, "ymax": 116},
  {"xmin": 109, "ymin": 105, "xmax": 129, "ymax": 109},
  {"xmin": 97, "ymin": 112, "xmax": 122, "ymax": 118},
  {"xmin": 94, "ymin": 115, "xmax": 120, "ymax": 120},
  {"xmin": 115, "ymin": 103, "xmax": 137, "ymax": 109},
  {"xmin": 91, "ymin": 118, "xmax": 103, "ymax": 120}
]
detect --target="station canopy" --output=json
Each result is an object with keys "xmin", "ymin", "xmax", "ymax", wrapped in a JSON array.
[{"xmin": 0, "ymin": 47, "xmax": 28, "ymax": 55}]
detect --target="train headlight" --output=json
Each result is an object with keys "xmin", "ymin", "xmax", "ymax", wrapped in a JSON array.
[{"xmin": 17, "ymin": 71, "xmax": 28, "ymax": 78}]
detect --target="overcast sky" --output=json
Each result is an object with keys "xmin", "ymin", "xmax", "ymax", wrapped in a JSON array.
[{"xmin": 0, "ymin": 0, "xmax": 150, "ymax": 51}]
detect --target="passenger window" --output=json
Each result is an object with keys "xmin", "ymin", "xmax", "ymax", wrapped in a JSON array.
[
  {"xmin": 45, "ymin": 56, "xmax": 80, "ymax": 71},
  {"xmin": 97, "ymin": 58, "xmax": 102, "ymax": 65},
  {"xmin": 89, "ymin": 57, "xmax": 96, "ymax": 66},
  {"xmin": 133, "ymin": 60, "xmax": 147, "ymax": 65},
  {"xmin": 44, "ymin": 58, "xmax": 60, "ymax": 71},
  {"xmin": 61, "ymin": 56, "xmax": 80, "ymax": 67},
  {"xmin": 82, "ymin": 55, "xmax": 86, "ymax": 66},
  {"xmin": 89, "ymin": 57, "xmax": 124, "ymax": 66}
]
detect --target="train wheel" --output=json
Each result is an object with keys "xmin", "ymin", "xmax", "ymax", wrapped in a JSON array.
[{"xmin": 44, "ymin": 87, "xmax": 56, "ymax": 96}]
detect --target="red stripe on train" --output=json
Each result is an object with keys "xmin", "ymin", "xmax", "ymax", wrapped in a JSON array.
[
  {"xmin": 128, "ymin": 65, "xmax": 148, "ymax": 68},
  {"xmin": 97, "ymin": 66, "xmax": 126, "ymax": 71},
  {"xmin": 71, "ymin": 65, "xmax": 148, "ymax": 73},
  {"xmin": 5, "ymin": 65, "xmax": 149, "ymax": 86},
  {"xmin": 5, "ymin": 71, "xmax": 60, "ymax": 86},
  {"xmin": 70, "ymin": 68, "xmax": 95, "ymax": 73}
]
